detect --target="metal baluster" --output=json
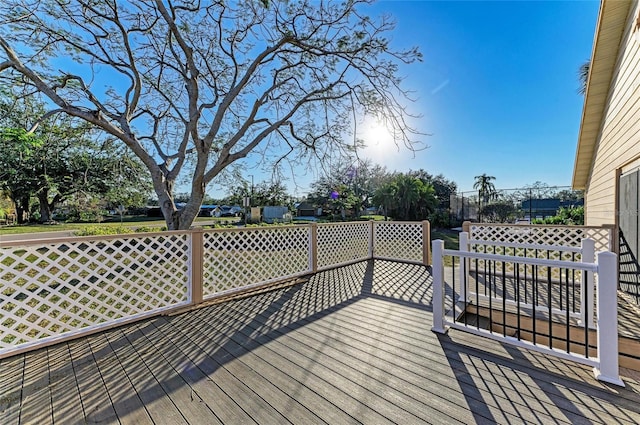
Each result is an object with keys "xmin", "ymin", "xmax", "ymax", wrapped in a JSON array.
[
  {"xmin": 584, "ymin": 267, "xmax": 589, "ymax": 359},
  {"xmin": 524, "ymin": 248, "xmax": 528, "ymax": 305},
  {"xmin": 502, "ymin": 257, "xmax": 507, "ymax": 337},
  {"xmin": 488, "ymin": 251, "xmax": 493, "ymax": 332},
  {"xmin": 516, "ymin": 260, "xmax": 521, "ymax": 341},
  {"xmin": 548, "ymin": 262, "xmax": 553, "ymax": 349},
  {"xmin": 451, "ymin": 255, "xmax": 456, "ymax": 324},
  {"xmin": 566, "ymin": 267, "xmax": 571, "ymax": 353},
  {"xmin": 571, "ymin": 251, "xmax": 576, "ymax": 313},
  {"xmin": 475, "ymin": 257, "xmax": 480, "ymax": 330}
]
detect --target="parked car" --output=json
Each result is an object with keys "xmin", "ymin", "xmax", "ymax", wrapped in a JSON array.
[
  {"xmin": 199, "ymin": 205, "xmax": 219, "ymax": 217},
  {"xmin": 219, "ymin": 205, "xmax": 243, "ymax": 217},
  {"xmin": 230, "ymin": 206, "xmax": 244, "ymax": 217}
]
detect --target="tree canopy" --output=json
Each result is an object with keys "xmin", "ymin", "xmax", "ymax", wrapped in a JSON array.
[
  {"xmin": 373, "ymin": 173, "xmax": 437, "ymax": 221},
  {"xmin": 0, "ymin": 0, "xmax": 422, "ymax": 229},
  {"xmin": 0, "ymin": 90, "xmax": 151, "ymax": 223}
]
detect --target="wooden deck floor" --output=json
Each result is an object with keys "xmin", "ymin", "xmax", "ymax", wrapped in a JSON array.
[{"xmin": 2, "ymin": 260, "xmax": 640, "ymax": 424}]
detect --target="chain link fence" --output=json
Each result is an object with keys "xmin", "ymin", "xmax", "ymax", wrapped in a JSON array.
[{"xmin": 450, "ymin": 186, "xmax": 584, "ymax": 224}]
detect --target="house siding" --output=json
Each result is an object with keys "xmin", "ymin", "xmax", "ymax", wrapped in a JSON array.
[{"xmin": 585, "ymin": 0, "xmax": 640, "ymax": 226}]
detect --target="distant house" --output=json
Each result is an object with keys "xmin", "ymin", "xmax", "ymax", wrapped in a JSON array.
[
  {"xmin": 572, "ymin": 0, "xmax": 640, "ymax": 302},
  {"xmin": 520, "ymin": 198, "xmax": 584, "ymax": 219},
  {"xmin": 296, "ymin": 202, "xmax": 317, "ymax": 217}
]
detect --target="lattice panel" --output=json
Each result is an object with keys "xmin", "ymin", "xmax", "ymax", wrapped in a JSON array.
[
  {"xmin": 0, "ymin": 234, "xmax": 190, "ymax": 351},
  {"xmin": 470, "ymin": 225, "xmax": 612, "ymax": 253},
  {"xmin": 202, "ymin": 226, "xmax": 310, "ymax": 297},
  {"xmin": 373, "ymin": 222, "xmax": 423, "ymax": 263},
  {"xmin": 316, "ymin": 222, "xmax": 370, "ymax": 269}
]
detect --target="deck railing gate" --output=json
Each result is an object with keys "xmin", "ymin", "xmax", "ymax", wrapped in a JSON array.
[{"xmin": 431, "ymin": 236, "xmax": 624, "ymax": 387}]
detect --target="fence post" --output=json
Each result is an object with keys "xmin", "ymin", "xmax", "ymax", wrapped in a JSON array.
[
  {"xmin": 601, "ymin": 223, "xmax": 616, "ymax": 253},
  {"xmin": 459, "ymin": 231, "xmax": 469, "ymax": 302},
  {"xmin": 580, "ymin": 238, "xmax": 595, "ymax": 329},
  {"xmin": 594, "ymin": 251, "xmax": 624, "ymax": 386},
  {"xmin": 310, "ymin": 223, "xmax": 318, "ymax": 273},
  {"xmin": 462, "ymin": 221, "xmax": 471, "ymax": 234},
  {"xmin": 369, "ymin": 220, "xmax": 375, "ymax": 259},
  {"xmin": 431, "ymin": 239, "xmax": 447, "ymax": 334},
  {"xmin": 190, "ymin": 227, "xmax": 204, "ymax": 306},
  {"xmin": 422, "ymin": 220, "xmax": 431, "ymax": 266}
]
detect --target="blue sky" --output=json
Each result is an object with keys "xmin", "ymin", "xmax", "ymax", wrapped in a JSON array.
[
  {"xmin": 356, "ymin": 0, "xmax": 599, "ymax": 193},
  {"xmin": 6, "ymin": 0, "xmax": 600, "ymax": 199},
  {"xmin": 235, "ymin": 0, "xmax": 599, "ymax": 198}
]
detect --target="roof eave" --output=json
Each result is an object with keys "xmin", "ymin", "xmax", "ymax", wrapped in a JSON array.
[{"xmin": 572, "ymin": 0, "xmax": 633, "ymax": 190}]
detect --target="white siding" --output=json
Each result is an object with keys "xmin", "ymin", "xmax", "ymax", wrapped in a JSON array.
[{"xmin": 586, "ymin": 1, "xmax": 640, "ymax": 226}]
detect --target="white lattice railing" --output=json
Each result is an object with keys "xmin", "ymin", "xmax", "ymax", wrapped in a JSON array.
[
  {"xmin": 467, "ymin": 223, "xmax": 614, "ymax": 253},
  {"xmin": 316, "ymin": 222, "xmax": 372, "ymax": 271},
  {"xmin": 0, "ymin": 232, "xmax": 191, "ymax": 355},
  {"xmin": 202, "ymin": 226, "xmax": 311, "ymax": 298},
  {"xmin": 0, "ymin": 221, "xmax": 430, "ymax": 358},
  {"xmin": 373, "ymin": 221, "xmax": 428, "ymax": 264}
]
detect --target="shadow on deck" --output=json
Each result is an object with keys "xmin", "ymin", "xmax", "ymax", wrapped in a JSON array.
[{"xmin": 1, "ymin": 260, "xmax": 640, "ymax": 424}]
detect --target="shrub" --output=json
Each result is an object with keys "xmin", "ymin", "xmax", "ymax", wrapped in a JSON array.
[
  {"xmin": 134, "ymin": 226, "xmax": 166, "ymax": 233},
  {"xmin": 74, "ymin": 226, "xmax": 132, "ymax": 236}
]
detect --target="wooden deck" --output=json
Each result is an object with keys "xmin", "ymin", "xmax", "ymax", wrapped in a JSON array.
[{"xmin": 2, "ymin": 260, "xmax": 640, "ymax": 424}]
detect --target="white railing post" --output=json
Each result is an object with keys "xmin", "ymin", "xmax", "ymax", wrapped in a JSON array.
[
  {"xmin": 593, "ymin": 251, "xmax": 624, "ymax": 386},
  {"xmin": 458, "ymin": 231, "xmax": 469, "ymax": 302},
  {"xmin": 579, "ymin": 238, "xmax": 596, "ymax": 328},
  {"xmin": 431, "ymin": 239, "xmax": 447, "ymax": 334}
]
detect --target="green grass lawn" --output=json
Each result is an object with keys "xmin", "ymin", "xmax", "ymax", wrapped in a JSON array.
[
  {"xmin": 359, "ymin": 215, "xmax": 387, "ymax": 221},
  {"xmin": 431, "ymin": 228, "xmax": 459, "ymax": 250},
  {"xmin": 0, "ymin": 216, "xmax": 237, "ymax": 235}
]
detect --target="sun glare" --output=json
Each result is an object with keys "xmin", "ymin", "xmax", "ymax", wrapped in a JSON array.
[{"xmin": 359, "ymin": 118, "xmax": 397, "ymax": 161}]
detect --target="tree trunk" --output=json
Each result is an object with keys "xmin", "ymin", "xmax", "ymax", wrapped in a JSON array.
[
  {"xmin": 156, "ymin": 183, "xmax": 204, "ymax": 230},
  {"xmin": 13, "ymin": 195, "xmax": 30, "ymax": 224},
  {"xmin": 37, "ymin": 191, "xmax": 52, "ymax": 222}
]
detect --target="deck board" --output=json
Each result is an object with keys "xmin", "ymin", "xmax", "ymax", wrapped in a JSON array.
[
  {"xmin": 118, "ymin": 325, "xmax": 191, "ymax": 424},
  {"xmin": 157, "ymin": 319, "xmax": 328, "ymax": 425},
  {"xmin": 47, "ymin": 344, "xmax": 84, "ymax": 424},
  {"xmin": 88, "ymin": 333, "xmax": 154, "ymax": 425},
  {"xmin": 19, "ymin": 349, "xmax": 52, "ymax": 424},
  {"xmin": 68, "ymin": 338, "xmax": 119, "ymax": 424},
  {"xmin": 0, "ymin": 352, "xmax": 23, "ymax": 424},
  {"xmin": 233, "ymin": 292, "xmax": 611, "ymax": 425},
  {"xmin": 2, "ymin": 259, "xmax": 640, "ymax": 424},
  {"xmin": 134, "ymin": 319, "xmax": 256, "ymax": 425},
  {"xmin": 269, "ymin": 302, "xmax": 575, "ymax": 424}
]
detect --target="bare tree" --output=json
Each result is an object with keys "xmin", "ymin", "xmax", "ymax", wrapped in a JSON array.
[{"xmin": 0, "ymin": 0, "xmax": 422, "ymax": 229}]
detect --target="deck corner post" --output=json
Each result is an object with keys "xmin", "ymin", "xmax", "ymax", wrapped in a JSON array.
[
  {"xmin": 594, "ymin": 250, "xmax": 624, "ymax": 387},
  {"xmin": 422, "ymin": 220, "xmax": 431, "ymax": 266},
  {"xmin": 431, "ymin": 239, "xmax": 447, "ymax": 334},
  {"xmin": 310, "ymin": 223, "xmax": 318, "ymax": 273},
  {"xmin": 458, "ymin": 231, "xmax": 469, "ymax": 302},
  {"xmin": 580, "ymin": 238, "xmax": 596, "ymax": 329},
  {"xmin": 190, "ymin": 227, "xmax": 205, "ymax": 306},
  {"xmin": 462, "ymin": 221, "xmax": 471, "ymax": 234}
]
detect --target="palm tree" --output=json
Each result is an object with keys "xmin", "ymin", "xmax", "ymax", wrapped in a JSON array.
[
  {"xmin": 578, "ymin": 60, "xmax": 590, "ymax": 95},
  {"xmin": 473, "ymin": 174, "xmax": 497, "ymax": 222}
]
